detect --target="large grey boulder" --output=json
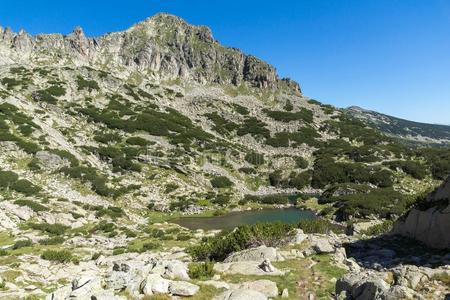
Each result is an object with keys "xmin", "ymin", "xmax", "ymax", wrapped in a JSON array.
[
  {"xmin": 150, "ymin": 259, "xmax": 190, "ymax": 280},
  {"xmin": 140, "ymin": 274, "xmax": 170, "ymax": 295},
  {"xmin": 214, "ymin": 261, "xmax": 285, "ymax": 276},
  {"xmin": 393, "ymin": 177, "xmax": 450, "ymax": 249},
  {"xmin": 237, "ymin": 280, "xmax": 278, "ymax": 298},
  {"xmin": 168, "ymin": 280, "xmax": 200, "ymax": 296},
  {"xmin": 70, "ymin": 276, "xmax": 103, "ymax": 298},
  {"xmin": 310, "ymin": 237, "xmax": 335, "ymax": 254},
  {"xmin": 35, "ymin": 151, "xmax": 69, "ymax": 169},
  {"xmin": 336, "ymin": 271, "xmax": 391, "ymax": 300},
  {"xmin": 224, "ymin": 246, "xmax": 284, "ymax": 263},
  {"xmin": 214, "ymin": 289, "xmax": 268, "ymax": 300}
]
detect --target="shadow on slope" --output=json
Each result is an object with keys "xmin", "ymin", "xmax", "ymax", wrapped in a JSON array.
[{"xmin": 344, "ymin": 234, "xmax": 450, "ymax": 270}]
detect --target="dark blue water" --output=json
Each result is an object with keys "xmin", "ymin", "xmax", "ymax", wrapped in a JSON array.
[{"xmin": 173, "ymin": 208, "xmax": 316, "ymax": 230}]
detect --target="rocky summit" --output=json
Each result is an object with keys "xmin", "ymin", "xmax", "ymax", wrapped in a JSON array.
[{"xmin": 0, "ymin": 13, "xmax": 448, "ymax": 300}]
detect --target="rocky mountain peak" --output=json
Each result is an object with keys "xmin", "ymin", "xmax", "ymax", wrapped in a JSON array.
[{"xmin": 0, "ymin": 13, "xmax": 301, "ymax": 93}]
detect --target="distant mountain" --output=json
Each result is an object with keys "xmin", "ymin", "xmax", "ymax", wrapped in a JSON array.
[{"xmin": 345, "ymin": 106, "xmax": 450, "ymax": 146}]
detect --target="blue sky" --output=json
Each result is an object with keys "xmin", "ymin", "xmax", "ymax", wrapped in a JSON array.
[{"xmin": 1, "ymin": 0, "xmax": 450, "ymax": 124}]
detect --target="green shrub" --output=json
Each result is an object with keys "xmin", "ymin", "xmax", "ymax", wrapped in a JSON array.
[
  {"xmin": 244, "ymin": 194, "xmax": 289, "ymax": 205},
  {"xmin": 288, "ymin": 171, "xmax": 312, "ymax": 190},
  {"xmin": 0, "ymin": 249, "xmax": 8, "ymax": 256},
  {"xmin": 189, "ymin": 222, "xmax": 294, "ymax": 261},
  {"xmin": 112, "ymin": 247, "xmax": 126, "ymax": 255},
  {"xmin": 176, "ymin": 233, "xmax": 192, "ymax": 241},
  {"xmin": 205, "ymin": 112, "xmax": 239, "ymax": 134},
  {"xmin": 0, "ymin": 170, "xmax": 19, "ymax": 188},
  {"xmin": 33, "ymin": 90, "xmax": 58, "ymax": 104},
  {"xmin": 29, "ymin": 223, "xmax": 68, "ymax": 235},
  {"xmin": 92, "ymin": 221, "xmax": 116, "ymax": 233},
  {"xmin": 45, "ymin": 85, "xmax": 66, "ymax": 97},
  {"xmin": 39, "ymin": 236, "xmax": 65, "ymax": 245},
  {"xmin": 94, "ymin": 132, "xmax": 122, "ymax": 144},
  {"xmin": 264, "ymin": 109, "xmax": 313, "ymax": 123},
  {"xmin": 95, "ymin": 206, "xmax": 124, "ymax": 219},
  {"xmin": 126, "ymin": 136, "xmax": 152, "ymax": 146},
  {"xmin": 188, "ymin": 261, "xmax": 215, "ymax": 279},
  {"xmin": 12, "ymin": 239, "xmax": 32, "ymax": 250},
  {"xmin": 295, "ymin": 157, "xmax": 309, "ymax": 169},
  {"xmin": 383, "ymin": 160, "xmax": 428, "ymax": 180},
  {"xmin": 18, "ymin": 124, "xmax": 34, "ymax": 136},
  {"xmin": 211, "ymin": 194, "xmax": 231, "ymax": 206},
  {"xmin": 336, "ymin": 188, "xmax": 413, "ymax": 219},
  {"xmin": 245, "ymin": 152, "xmax": 265, "ymax": 165},
  {"xmin": 141, "ymin": 242, "xmax": 160, "ymax": 252},
  {"xmin": 11, "ymin": 180, "xmax": 41, "ymax": 196},
  {"xmin": 231, "ymin": 103, "xmax": 249, "ymax": 115},
  {"xmin": 237, "ymin": 118, "xmax": 270, "ymax": 139},
  {"xmin": 14, "ymin": 200, "xmax": 46, "ymax": 212},
  {"xmin": 41, "ymin": 250, "xmax": 73, "ymax": 263},
  {"xmin": 210, "ymin": 176, "xmax": 234, "ymax": 188},
  {"xmin": 77, "ymin": 76, "xmax": 99, "ymax": 91}
]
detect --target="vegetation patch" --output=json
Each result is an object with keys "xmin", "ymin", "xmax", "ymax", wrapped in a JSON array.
[
  {"xmin": 190, "ymin": 222, "xmax": 295, "ymax": 261},
  {"xmin": 210, "ymin": 176, "xmax": 234, "ymax": 188},
  {"xmin": 14, "ymin": 199, "xmax": 46, "ymax": 212},
  {"xmin": 41, "ymin": 250, "xmax": 73, "ymax": 263}
]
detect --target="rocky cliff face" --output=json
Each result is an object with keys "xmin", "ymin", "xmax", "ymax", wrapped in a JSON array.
[
  {"xmin": 393, "ymin": 178, "xmax": 450, "ymax": 249},
  {"xmin": 0, "ymin": 13, "xmax": 300, "ymax": 93}
]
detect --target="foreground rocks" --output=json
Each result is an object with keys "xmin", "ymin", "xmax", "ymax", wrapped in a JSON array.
[
  {"xmin": 46, "ymin": 256, "xmax": 200, "ymax": 300},
  {"xmin": 336, "ymin": 266, "xmax": 450, "ymax": 300}
]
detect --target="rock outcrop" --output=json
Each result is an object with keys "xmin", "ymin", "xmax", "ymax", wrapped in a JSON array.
[
  {"xmin": 392, "ymin": 177, "xmax": 450, "ymax": 249},
  {"xmin": 0, "ymin": 13, "xmax": 301, "ymax": 93}
]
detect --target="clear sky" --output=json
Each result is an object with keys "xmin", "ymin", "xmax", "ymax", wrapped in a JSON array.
[{"xmin": 1, "ymin": 0, "xmax": 450, "ymax": 124}]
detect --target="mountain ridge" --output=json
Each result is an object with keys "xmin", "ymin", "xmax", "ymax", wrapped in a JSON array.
[
  {"xmin": 345, "ymin": 105, "xmax": 450, "ymax": 146},
  {"xmin": 0, "ymin": 13, "xmax": 301, "ymax": 93}
]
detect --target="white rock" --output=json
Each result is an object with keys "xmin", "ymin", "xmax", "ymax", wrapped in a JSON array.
[
  {"xmin": 169, "ymin": 281, "xmax": 200, "ymax": 296},
  {"xmin": 214, "ymin": 289, "xmax": 268, "ymax": 300},
  {"xmin": 238, "ymin": 280, "xmax": 278, "ymax": 298},
  {"xmin": 141, "ymin": 274, "xmax": 170, "ymax": 295},
  {"xmin": 224, "ymin": 246, "xmax": 284, "ymax": 263}
]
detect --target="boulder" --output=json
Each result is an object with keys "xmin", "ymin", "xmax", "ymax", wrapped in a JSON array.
[
  {"xmin": 70, "ymin": 276, "xmax": 103, "ymax": 298},
  {"xmin": 238, "ymin": 280, "xmax": 278, "ymax": 298},
  {"xmin": 35, "ymin": 151, "xmax": 69, "ymax": 169},
  {"xmin": 214, "ymin": 261, "xmax": 285, "ymax": 276},
  {"xmin": 140, "ymin": 274, "xmax": 170, "ymax": 295},
  {"xmin": 291, "ymin": 229, "xmax": 308, "ymax": 244},
  {"xmin": 105, "ymin": 271, "xmax": 129, "ymax": 291},
  {"xmin": 352, "ymin": 279, "xmax": 390, "ymax": 300},
  {"xmin": 214, "ymin": 289, "xmax": 268, "ymax": 300},
  {"xmin": 224, "ymin": 246, "xmax": 284, "ymax": 263},
  {"xmin": 150, "ymin": 259, "xmax": 190, "ymax": 280},
  {"xmin": 311, "ymin": 238, "xmax": 335, "ymax": 254},
  {"xmin": 169, "ymin": 280, "xmax": 200, "ymax": 296}
]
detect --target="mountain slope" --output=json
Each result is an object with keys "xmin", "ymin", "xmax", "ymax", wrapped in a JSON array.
[
  {"xmin": 0, "ymin": 13, "xmax": 449, "ymax": 298},
  {"xmin": 346, "ymin": 106, "xmax": 450, "ymax": 146}
]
